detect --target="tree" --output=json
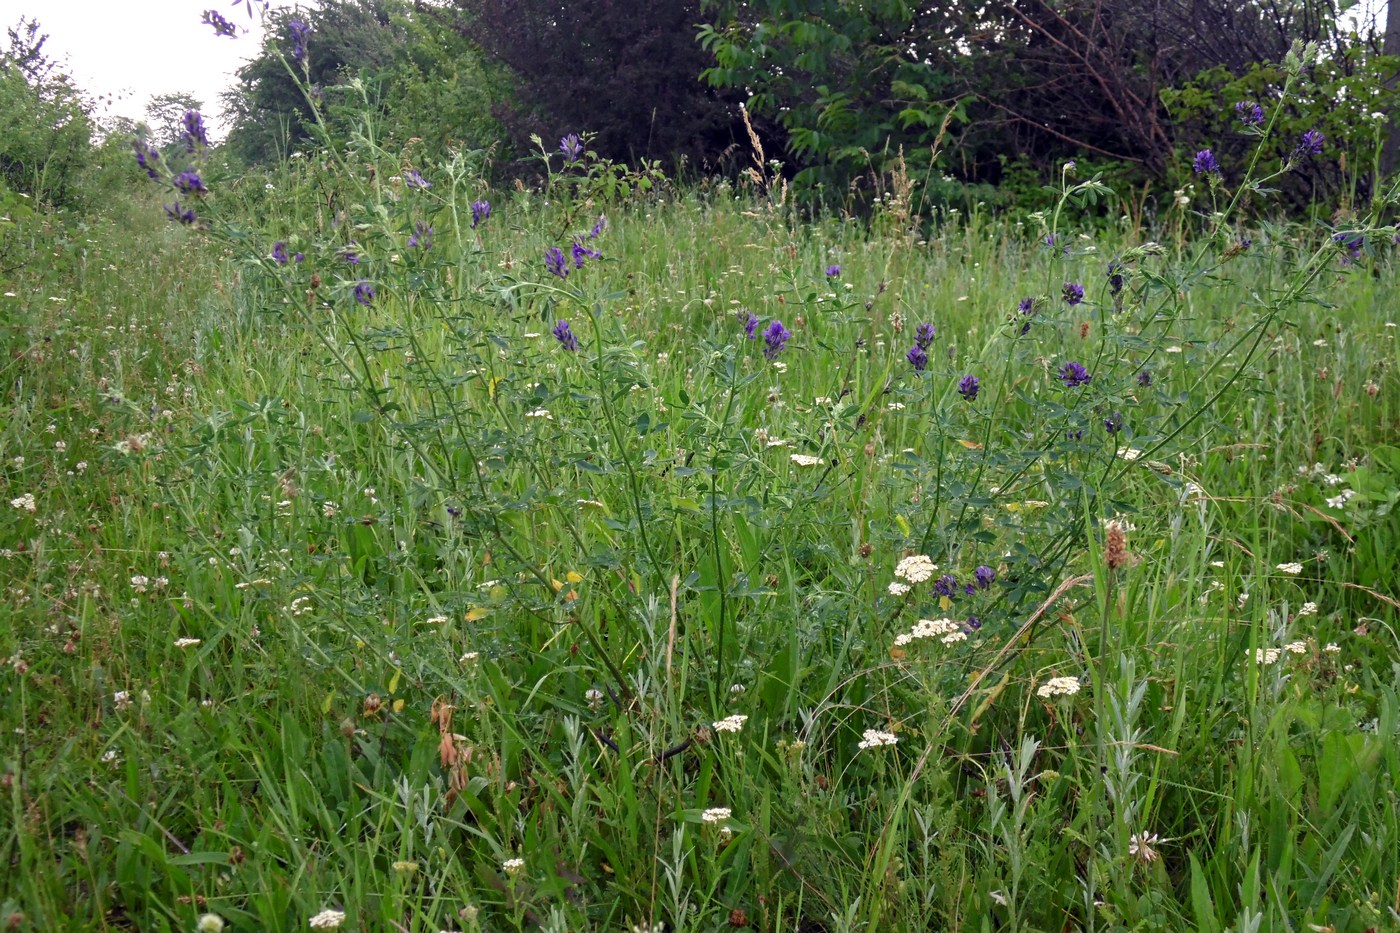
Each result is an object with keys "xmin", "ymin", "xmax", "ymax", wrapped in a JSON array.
[
  {"xmin": 145, "ymin": 91, "xmax": 204, "ymax": 150},
  {"xmin": 0, "ymin": 17, "xmax": 92, "ymax": 207},
  {"xmin": 1384, "ymin": 0, "xmax": 1400, "ymax": 177}
]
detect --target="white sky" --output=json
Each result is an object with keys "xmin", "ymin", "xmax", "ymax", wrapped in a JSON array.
[{"xmin": 0, "ymin": 0, "xmax": 293, "ymax": 138}]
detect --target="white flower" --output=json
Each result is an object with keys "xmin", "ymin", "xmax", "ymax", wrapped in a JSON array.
[
  {"xmin": 10, "ymin": 493, "xmax": 36, "ymax": 512},
  {"xmin": 894, "ymin": 554, "xmax": 937, "ymax": 583},
  {"xmin": 1276, "ymin": 562, "xmax": 1304, "ymax": 575},
  {"xmin": 1297, "ymin": 601, "xmax": 1318, "ymax": 617},
  {"xmin": 585, "ymin": 688, "xmax": 605, "ymax": 710},
  {"xmin": 525, "ymin": 409, "xmax": 553, "ymax": 419},
  {"xmin": 857, "ymin": 729, "xmax": 899, "ymax": 749},
  {"xmin": 198, "ymin": 914, "xmax": 226, "ymax": 933},
  {"xmin": 909, "ymin": 618, "xmax": 961, "ymax": 641},
  {"xmin": 1036, "ymin": 676, "xmax": 1081, "ymax": 698},
  {"xmin": 424, "ymin": 615, "xmax": 449, "ymax": 625},
  {"xmin": 1128, "ymin": 832, "xmax": 1161, "ymax": 863},
  {"xmin": 174, "ymin": 637, "xmax": 202, "ymax": 648},
  {"xmin": 1254, "ymin": 647, "xmax": 1282, "ymax": 665},
  {"xmin": 309, "ymin": 909, "xmax": 347, "ymax": 929},
  {"xmin": 1325, "ymin": 490, "xmax": 1355, "ymax": 509},
  {"xmin": 712, "ymin": 714, "xmax": 748, "ymax": 733},
  {"xmin": 990, "ymin": 890, "xmax": 1009, "ymax": 906},
  {"xmin": 887, "ymin": 582, "xmax": 911, "ymax": 596},
  {"xmin": 502, "ymin": 857, "xmax": 525, "ymax": 875},
  {"xmin": 701, "ymin": 807, "xmax": 732, "ymax": 823},
  {"xmin": 113, "ymin": 690, "xmax": 131, "ymax": 711},
  {"xmin": 789, "ymin": 453, "xmax": 823, "ymax": 467},
  {"xmin": 1323, "ymin": 642, "xmax": 1341, "ymax": 653},
  {"xmin": 459, "ymin": 651, "xmax": 480, "ymax": 664},
  {"xmin": 1284, "ymin": 640, "xmax": 1308, "ymax": 655}
]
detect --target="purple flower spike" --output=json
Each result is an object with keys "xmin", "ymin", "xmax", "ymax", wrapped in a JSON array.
[
  {"xmin": 408, "ymin": 222, "xmax": 432, "ymax": 249},
  {"xmin": 571, "ymin": 240, "xmax": 601, "ymax": 269},
  {"xmin": 914, "ymin": 322, "xmax": 936, "ymax": 349},
  {"xmin": 271, "ymin": 241, "xmax": 289, "ymax": 265},
  {"xmin": 1235, "ymin": 101, "xmax": 1265, "ymax": 127},
  {"xmin": 1104, "ymin": 411, "xmax": 1123, "ymax": 434},
  {"xmin": 762, "ymin": 320, "xmax": 791, "ymax": 360},
  {"xmin": 403, "ymin": 168, "xmax": 431, "ymax": 189},
  {"xmin": 1062, "ymin": 282, "xmax": 1084, "ymax": 305},
  {"xmin": 202, "ymin": 9, "xmax": 237, "ymax": 37},
  {"xmin": 353, "ymin": 280, "xmax": 375, "ymax": 306},
  {"xmin": 560, "ymin": 134, "xmax": 583, "ymax": 163},
  {"xmin": 740, "ymin": 310, "xmax": 759, "ymax": 339},
  {"xmin": 1058, "ymin": 361, "xmax": 1091, "ymax": 388},
  {"xmin": 1296, "ymin": 130, "xmax": 1325, "ymax": 157},
  {"xmin": 164, "ymin": 202, "xmax": 196, "ymax": 225},
  {"xmin": 174, "ymin": 171, "xmax": 205, "ymax": 194},
  {"xmin": 1137, "ymin": 370, "xmax": 1152, "ymax": 387},
  {"xmin": 906, "ymin": 344, "xmax": 928, "ymax": 372},
  {"xmin": 825, "ymin": 264, "xmax": 841, "ymax": 277},
  {"xmin": 1193, "ymin": 149, "xmax": 1221, "ymax": 175},
  {"xmin": 974, "ymin": 565, "xmax": 995, "ymax": 589},
  {"xmin": 588, "ymin": 216, "xmax": 608, "ymax": 239},
  {"xmin": 957, "ymin": 374, "xmax": 980, "ymax": 401},
  {"xmin": 288, "ymin": 19, "xmax": 310, "ymax": 63},
  {"xmin": 545, "ymin": 246, "xmax": 570, "ymax": 279},
  {"xmin": 470, "ymin": 200, "xmax": 491, "ymax": 229},
  {"xmin": 552, "ymin": 319, "xmax": 578, "ymax": 351}
]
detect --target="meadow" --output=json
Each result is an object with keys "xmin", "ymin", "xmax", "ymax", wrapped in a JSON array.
[{"xmin": 3, "ymin": 76, "xmax": 1400, "ymax": 932}]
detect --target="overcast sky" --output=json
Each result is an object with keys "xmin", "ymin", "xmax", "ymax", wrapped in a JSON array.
[{"xmin": 0, "ymin": 0, "xmax": 293, "ymax": 138}]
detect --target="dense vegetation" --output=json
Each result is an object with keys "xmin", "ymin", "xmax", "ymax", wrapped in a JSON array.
[{"xmin": 1, "ymin": 4, "xmax": 1399, "ymax": 932}]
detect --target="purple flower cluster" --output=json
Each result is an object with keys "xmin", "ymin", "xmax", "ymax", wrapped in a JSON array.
[
  {"xmin": 933, "ymin": 575, "xmax": 957, "ymax": 598},
  {"xmin": 825, "ymin": 264, "xmax": 841, "ymax": 277},
  {"xmin": 560, "ymin": 134, "xmax": 583, "ymax": 163},
  {"xmin": 762, "ymin": 320, "xmax": 791, "ymax": 360},
  {"xmin": 588, "ymin": 216, "xmax": 608, "ymax": 239},
  {"xmin": 1295, "ymin": 130, "xmax": 1325, "ymax": 158},
  {"xmin": 202, "ymin": 9, "xmax": 237, "ymax": 37},
  {"xmin": 165, "ymin": 202, "xmax": 196, "ymax": 225},
  {"xmin": 1062, "ymin": 282, "xmax": 1084, "ymax": 305},
  {"xmin": 470, "ymin": 200, "xmax": 491, "ymax": 229},
  {"xmin": 1137, "ymin": 370, "xmax": 1152, "ymax": 387},
  {"xmin": 1192, "ymin": 149, "xmax": 1221, "ymax": 175},
  {"xmin": 571, "ymin": 241, "xmax": 600, "ymax": 269},
  {"xmin": 1104, "ymin": 411, "xmax": 1123, "ymax": 434},
  {"xmin": 271, "ymin": 241, "xmax": 289, "ymax": 265},
  {"xmin": 287, "ymin": 19, "xmax": 310, "ymax": 64},
  {"xmin": 1017, "ymin": 296, "xmax": 1037, "ymax": 335},
  {"xmin": 1107, "ymin": 260, "xmax": 1124, "ymax": 296},
  {"xmin": 906, "ymin": 322, "xmax": 935, "ymax": 371},
  {"xmin": 740, "ymin": 310, "xmax": 759, "ymax": 339},
  {"xmin": 174, "ymin": 171, "xmax": 205, "ymax": 195},
  {"xmin": 957, "ymin": 374, "xmax": 980, "ymax": 401},
  {"xmin": 1058, "ymin": 361, "xmax": 1091, "ymax": 388},
  {"xmin": 545, "ymin": 246, "xmax": 570, "ymax": 279},
  {"xmin": 353, "ymin": 281, "xmax": 375, "ymax": 306},
  {"xmin": 1334, "ymin": 231, "xmax": 1363, "ymax": 264},
  {"xmin": 408, "ymin": 222, "xmax": 433, "ymax": 249},
  {"xmin": 181, "ymin": 110, "xmax": 208, "ymax": 152},
  {"xmin": 133, "ymin": 140, "xmax": 160, "ymax": 180},
  {"xmin": 403, "ymin": 168, "xmax": 430, "ymax": 189},
  {"xmin": 974, "ymin": 565, "xmax": 995, "ymax": 589},
  {"xmin": 906, "ymin": 344, "xmax": 928, "ymax": 372},
  {"xmin": 1235, "ymin": 101, "xmax": 1265, "ymax": 127},
  {"xmin": 552, "ymin": 319, "xmax": 578, "ymax": 351}
]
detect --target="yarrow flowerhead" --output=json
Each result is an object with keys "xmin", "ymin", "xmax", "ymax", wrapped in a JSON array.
[
  {"xmin": 957, "ymin": 374, "xmax": 980, "ymax": 401},
  {"xmin": 502, "ymin": 857, "xmax": 525, "ymax": 876},
  {"xmin": 353, "ymin": 280, "xmax": 375, "ymax": 306},
  {"xmin": 1062, "ymin": 281, "xmax": 1084, "ymax": 305},
  {"xmin": 181, "ymin": 110, "xmax": 208, "ymax": 151},
  {"xmin": 906, "ymin": 343, "xmax": 928, "ymax": 372},
  {"xmin": 560, "ymin": 134, "xmax": 583, "ymax": 163},
  {"xmin": 712, "ymin": 714, "xmax": 748, "ymax": 733},
  {"xmin": 552, "ymin": 319, "xmax": 578, "ymax": 351},
  {"xmin": 825, "ymin": 264, "xmax": 841, "ymax": 277},
  {"xmin": 308, "ymin": 909, "xmax": 346, "ymax": 929},
  {"xmin": 202, "ymin": 9, "xmax": 237, "ymax": 37},
  {"xmin": 1235, "ymin": 101, "xmax": 1265, "ymax": 127},
  {"xmin": 857, "ymin": 729, "xmax": 898, "ymax": 749},
  {"xmin": 894, "ymin": 554, "xmax": 937, "ymax": 583},
  {"xmin": 1036, "ymin": 676, "xmax": 1081, "ymax": 698},
  {"xmin": 701, "ymin": 807, "xmax": 732, "ymax": 823},
  {"xmin": 1058, "ymin": 360, "xmax": 1091, "ymax": 388},
  {"xmin": 470, "ymin": 199, "xmax": 490, "ymax": 229},
  {"xmin": 762, "ymin": 320, "xmax": 791, "ymax": 360},
  {"xmin": 914, "ymin": 322, "xmax": 936, "ymax": 349},
  {"xmin": 1192, "ymin": 149, "xmax": 1221, "ymax": 175},
  {"xmin": 545, "ymin": 246, "xmax": 570, "ymax": 279}
]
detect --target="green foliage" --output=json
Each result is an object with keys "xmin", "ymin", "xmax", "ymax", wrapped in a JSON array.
[{"xmin": 0, "ymin": 19, "xmax": 93, "ymax": 209}]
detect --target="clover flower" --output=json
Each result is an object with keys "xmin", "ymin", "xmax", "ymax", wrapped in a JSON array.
[
  {"xmin": 560, "ymin": 134, "xmax": 583, "ymax": 163},
  {"xmin": 545, "ymin": 246, "xmax": 570, "ymax": 279},
  {"xmin": 1235, "ymin": 101, "xmax": 1265, "ymax": 126},
  {"xmin": 957, "ymin": 374, "xmax": 980, "ymax": 401},
  {"xmin": 181, "ymin": 110, "xmax": 208, "ymax": 151},
  {"xmin": 552, "ymin": 319, "xmax": 578, "ymax": 351},
  {"xmin": 906, "ymin": 344, "xmax": 928, "ymax": 372},
  {"xmin": 1128, "ymin": 832, "xmax": 1161, "ymax": 863},
  {"xmin": 914, "ymin": 322, "xmax": 936, "ymax": 349},
  {"xmin": 1058, "ymin": 361, "xmax": 1091, "ymax": 388},
  {"xmin": 762, "ymin": 320, "xmax": 790, "ymax": 360},
  {"xmin": 1062, "ymin": 281, "xmax": 1084, "ymax": 305},
  {"xmin": 202, "ymin": 9, "xmax": 237, "ymax": 37},
  {"xmin": 1192, "ymin": 149, "xmax": 1221, "ymax": 175},
  {"xmin": 353, "ymin": 280, "xmax": 375, "ymax": 306},
  {"xmin": 470, "ymin": 199, "xmax": 490, "ymax": 229}
]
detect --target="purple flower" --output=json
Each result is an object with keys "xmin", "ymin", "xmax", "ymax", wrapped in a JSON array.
[
  {"xmin": 470, "ymin": 200, "xmax": 491, "ymax": 229},
  {"xmin": 1043, "ymin": 233, "xmax": 1058, "ymax": 249},
  {"xmin": 1058, "ymin": 361, "xmax": 1091, "ymax": 388},
  {"xmin": 572, "ymin": 240, "xmax": 601, "ymax": 269},
  {"xmin": 933, "ymin": 575, "xmax": 957, "ymax": 598},
  {"xmin": 588, "ymin": 215, "xmax": 608, "ymax": 239},
  {"xmin": 963, "ymin": 616, "xmax": 982, "ymax": 632},
  {"xmin": 271, "ymin": 241, "xmax": 289, "ymax": 264},
  {"xmin": 1235, "ymin": 101, "xmax": 1265, "ymax": 127},
  {"xmin": 173, "ymin": 170, "xmax": 205, "ymax": 194},
  {"xmin": 1137, "ymin": 370, "xmax": 1152, "ymax": 387},
  {"xmin": 1067, "ymin": 428, "xmax": 1084, "ymax": 441},
  {"xmin": 740, "ymin": 310, "xmax": 759, "ymax": 339},
  {"xmin": 403, "ymin": 168, "xmax": 431, "ymax": 189},
  {"xmin": 1334, "ymin": 232, "xmax": 1362, "ymax": 264},
  {"xmin": 1296, "ymin": 130, "xmax": 1325, "ymax": 158},
  {"xmin": 825, "ymin": 264, "xmax": 841, "ymax": 277},
  {"xmin": 202, "ymin": 9, "xmax": 237, "ymax": 37},
  {"xmin": 906, "ymin": 344, "xmax": 928, "ymax": 372},
  {"xmin": 343, "ymin": 247, "xmax": 360, "ymax": 265},
  {"xmin": 294, "ymin": 252, "xmax": 305, "ymax": 263},
  {"xmin": 957, "ymin": 374, "xmax": 980, "ymax": 400},
  {"xmin": 1017, "ymin": 296, "xmax": 1037, "ymax": 334},
  {"xmin": 560, "ymin": 134, "xmax": 583, "ymax": 163},
  {"xmin": 545, "ymin": 246, "xmax": 570, "ymax": 279},
  {"xmin": 164, "ymin": 202, "xmax": 196, "ymax": 225},
  {"xmin": 1192, "ymin": 149, "xmax": 1221, "ymax": 175},
  {"xmin": 552, "ymin": 319, "xmax": 578, "ymax": 351},
  {"xmin": 133, "ymin": 140, "xmax": 161, "ymax": 180},
  {"xmin": 762, "ymin": 320, "xmax": 791, "ymax": 360},
  {"xmin": 1062, "ymin": 282, "xmax": 1084, "ymax": 305},
  {"xmin": 1107, "ymin": 260, "xmax": 1124, "ymax": 295},
  {"xmin": 914, "ymin": 322, "xmax": 936, "ymax": 349},
  {"xmin": 974, "ymin": 565, "xmax": 995, "ymax": 589},
  {"xmin": 1104, "ymin": 411, "xmax": 1123, "ymax": 434},
  {"xmin": 287, "ymin": 19, "xmax": 310, "ymax": 64},
  {"xmin": 181, "ymin": 110, "xmax": 208, "ymax": 152},
  {"xmin": 353, "ymin": 280, "xmax": 375, "ymax": 306},
  {"xmin": 408, "ymin": 222, "xmax": 433, "ymax": 249}
]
